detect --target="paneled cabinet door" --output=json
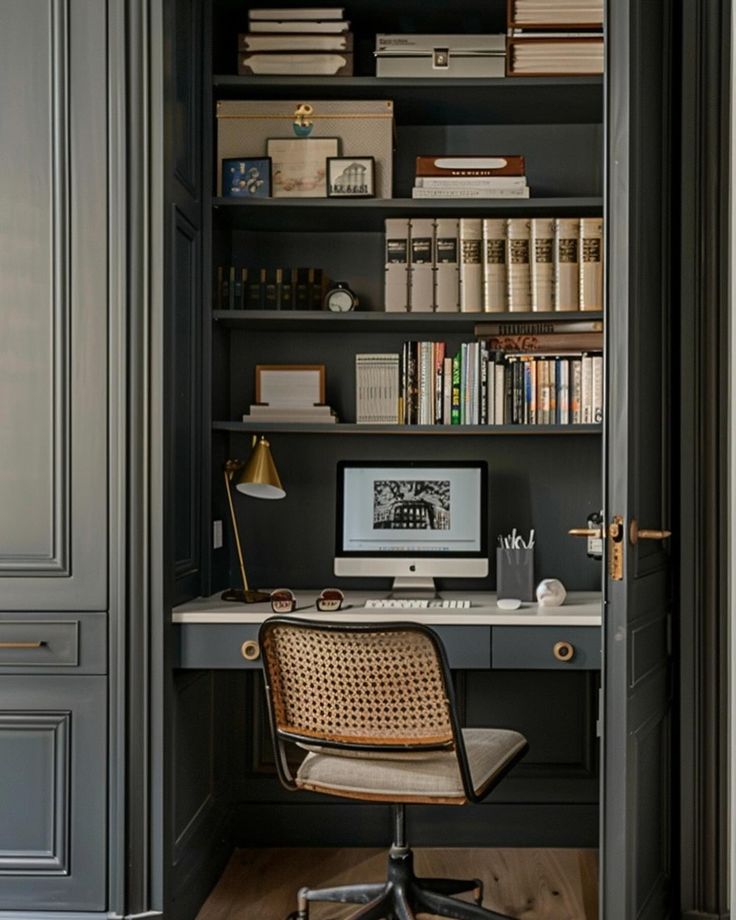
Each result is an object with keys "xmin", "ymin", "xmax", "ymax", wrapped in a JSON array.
[
  {"xmin": 0, "ymin": 676, "xmax": 106, "ymax": 911},
  {"xmin": 0, "ymin": 0, "xmax": 108, "ymax": 610}
]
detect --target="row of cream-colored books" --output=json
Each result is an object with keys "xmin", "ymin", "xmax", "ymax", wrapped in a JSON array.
[{"xmin": 384, "ymin": 216, "xmax": 603, "ymax": 314}]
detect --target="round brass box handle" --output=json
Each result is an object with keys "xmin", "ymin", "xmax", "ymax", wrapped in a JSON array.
[
  {"xmin": 241, "ymin": 640, "xmax": 260, "ymax": 662},
  {"xmin": 553, "ymin": 640, "xmax": 575, "ymax": 662}
]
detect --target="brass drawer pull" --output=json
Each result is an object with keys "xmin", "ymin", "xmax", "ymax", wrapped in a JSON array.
[
  {"xmin": 553, "ymin": 640, "xmax": 575, "ymax": 662},
  {"xmin": 241, "ymin": 640, "xmax": 260, "ymax": 661},
  {"xmin": 0, "ymin": 641, "xmax": 44, "ymax": 649}
]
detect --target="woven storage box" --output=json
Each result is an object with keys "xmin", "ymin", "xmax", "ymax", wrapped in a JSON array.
[{"xmin": 216, "ymin": 99, "xmax": 394, "ymax": 198}]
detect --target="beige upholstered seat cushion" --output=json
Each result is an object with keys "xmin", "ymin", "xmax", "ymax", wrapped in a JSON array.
[{"xmin": 295, "ymin": 728, "xmax": 526, "ymax": 804}]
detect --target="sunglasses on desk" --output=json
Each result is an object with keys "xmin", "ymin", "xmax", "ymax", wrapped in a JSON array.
[{"xmin": 269, "ymin": 587, "xmax": 350, "ymax": 614}]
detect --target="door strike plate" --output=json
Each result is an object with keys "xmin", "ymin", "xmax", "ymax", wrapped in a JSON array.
[{"xmin": 609, "ymin": 515, "xmax": 624, "ymax": 581}]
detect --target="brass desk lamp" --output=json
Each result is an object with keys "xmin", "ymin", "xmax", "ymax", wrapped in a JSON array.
[{"xmin": 222, "ymin": 435, "xmax": 285, "ymax": 603}]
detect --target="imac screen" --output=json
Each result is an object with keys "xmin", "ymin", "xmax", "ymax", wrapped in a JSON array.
[{"xmin": 338, "ymin": 462, "xmax": 485, "ymax": 557}]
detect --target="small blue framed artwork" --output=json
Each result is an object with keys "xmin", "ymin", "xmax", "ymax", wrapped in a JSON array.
[{"xmin": 222, "ymin": 157, "xmax": 272, "ymax": 198}]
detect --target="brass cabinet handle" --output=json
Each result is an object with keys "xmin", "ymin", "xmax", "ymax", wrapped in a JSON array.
[
  {"xmin": 553, "ymin": 640, "xmax": 575, "ymax": 662},
  {"xmin": 241, "ymin": 640, "xmax": 260, "ymax": 661},
  {"xmin": 629, "ymin": 519, "xmax": 672, "ymax": 545},
  {"xmin": 568, "ymin": 527, "xmax": 604, "ymax": 538},
  {"xmin": 0, "ymin": 641, "xmax": 44, "ymax": 649}
]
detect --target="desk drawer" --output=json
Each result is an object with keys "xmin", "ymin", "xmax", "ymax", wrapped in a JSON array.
[
  {"xmin": 175, "ymin": 624, "xmax": 492, "ymax": 670},
  {"xmin": 492, "ymin": 626, "xmax": 601, "ymax": 670},
  {"xmin": 0, "ymin": 615, "xmax": 106, "ymax": 674},
  {"xmin": 177, "ymin": 624, "xmax": 263, "ymax": 669},
  {"xmin": 433, "ymin": 626, "xmax": 490, "ymax": 669}
]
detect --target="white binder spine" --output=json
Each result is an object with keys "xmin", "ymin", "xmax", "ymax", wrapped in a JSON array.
[
  {"xmin": 459, "ymin": 218, "xmax": 483, "ymax": 313},
  {"xmin": 384, "ymin": 218, "xmax": 410, "ymax": 312},
  {"xmin": 408, "ymin": 217, "xmax": 434, "ymax": 312},
  {"xmin": 482, "ymin": 218, "xmax": 507, "ymax": 312},
  {"xmin": 434, "ymin": 217, "xmax": 460, "ymax": 312}
]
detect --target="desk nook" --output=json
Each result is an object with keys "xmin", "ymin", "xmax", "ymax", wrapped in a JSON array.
[{"xmin": 163, "ymin": 0, "xmax": 671, "ymax": 917}]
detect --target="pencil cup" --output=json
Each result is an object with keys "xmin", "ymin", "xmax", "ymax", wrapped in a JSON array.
[{"xmin": 496, "ymin": 547, "xmax": 535, "ymax": 602}]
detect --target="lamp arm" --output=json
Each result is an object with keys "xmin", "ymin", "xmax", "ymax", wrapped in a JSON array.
[{"xmin": 224, "ymin": 468, "xmax": 250, "ymax": 593}]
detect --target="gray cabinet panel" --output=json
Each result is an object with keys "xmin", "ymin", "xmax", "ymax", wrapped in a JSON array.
[
  {"xmin": 0, "ymin": 0, "xmax": 108, "ymax": 610},
  {"xmin": 0, "ymin": 676, "xmax": 106, "ymax": 911}
]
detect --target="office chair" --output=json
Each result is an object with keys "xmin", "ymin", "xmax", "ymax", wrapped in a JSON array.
[{"xmin": 259, "ymin": 617, "xmax": 529, "ymax": 920}]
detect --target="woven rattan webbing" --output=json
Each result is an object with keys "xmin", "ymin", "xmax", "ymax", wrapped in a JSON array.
[{"xmin": 262, "ymin": 625, "xmax": 454, "ymax": 746}]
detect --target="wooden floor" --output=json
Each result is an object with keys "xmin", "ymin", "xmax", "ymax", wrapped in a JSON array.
[{"xmin": 196, "ymin": 847, "xmax": 598, "ymax": 920}]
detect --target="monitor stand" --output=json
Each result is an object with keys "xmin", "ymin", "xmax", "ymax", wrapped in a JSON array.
[{"xmin": 388, "ymin": 576, "xmax": 438, "ymax": 599}]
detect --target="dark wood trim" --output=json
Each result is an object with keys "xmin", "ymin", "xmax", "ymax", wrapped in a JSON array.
[{"xmin": 676, "ymin": 1, "xmax": 731, "ymax": 916}]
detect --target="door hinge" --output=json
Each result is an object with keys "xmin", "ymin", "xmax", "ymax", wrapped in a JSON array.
[
  {"xmin": 596, "ymin": 686, "xmax": 603, "ymax": 737},
  {"xmin": 608, "ymin": 514, "xmax": 624, "ymax": 580}
]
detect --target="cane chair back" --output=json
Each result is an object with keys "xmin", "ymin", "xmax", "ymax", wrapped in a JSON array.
[{"xmin": 259, "ymin": 619, "xmax": 456, "ymax": 750}]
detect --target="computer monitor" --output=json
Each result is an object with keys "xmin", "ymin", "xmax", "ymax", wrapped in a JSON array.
[{"xmin": 335, "ymin": 460, "xmax": 488, "ymax": 596}]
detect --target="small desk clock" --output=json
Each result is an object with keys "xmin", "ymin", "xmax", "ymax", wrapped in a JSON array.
[{"xmin": 324, "ymin": 281, "xmax": 358, "ymax": 312}]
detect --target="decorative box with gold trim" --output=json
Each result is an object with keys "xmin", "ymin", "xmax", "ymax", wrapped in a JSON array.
[{"xmin": 216, "ymin": 99, "xmax": 394, "ymax": 198}]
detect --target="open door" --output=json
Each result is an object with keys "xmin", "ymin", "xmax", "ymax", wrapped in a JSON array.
[{"xmin": 603, "ymin": 0, "xmax": 674, "ymax": 917}]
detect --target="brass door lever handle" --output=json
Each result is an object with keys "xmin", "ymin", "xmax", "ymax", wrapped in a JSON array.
[
  {"xmin": 629, "ymin": 519, "xmax": 672, "ymax": 544},
  {"xmin": 568, "ymin": 527, "xmax": 604, "ymax": 538}
]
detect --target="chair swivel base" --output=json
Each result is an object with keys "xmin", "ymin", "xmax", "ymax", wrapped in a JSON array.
[{"xmin": 286, "ymin": 845, "xmax": 516, "ymax": 920}]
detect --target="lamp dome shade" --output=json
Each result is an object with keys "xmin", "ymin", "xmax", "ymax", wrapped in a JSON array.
[{"xmin": 235, "ymin": 436, "xmax": 285, "ymax": 500}]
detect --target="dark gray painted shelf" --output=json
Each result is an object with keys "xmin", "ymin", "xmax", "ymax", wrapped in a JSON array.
[
  {"xmin": 213, "ymin": 197, "xmax": 604, "ymax": 232},
  {"xmin": 212, "ymin": 75, "xmax": 603, "ymax": 125},
  {"xmin": 213, "ymin": 421, "xmax": 603, "ymax": 435},
  {"xmin": 213, "ymin": 309, "xmax": 604, "ymax": 331}
]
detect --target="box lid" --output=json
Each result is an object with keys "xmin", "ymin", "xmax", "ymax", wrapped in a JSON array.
[{"xmin": 375, "ymin": 34, "xmax": 506, "ymax": 57}]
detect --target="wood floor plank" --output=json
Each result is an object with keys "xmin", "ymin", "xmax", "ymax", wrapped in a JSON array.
[{"xmin": 196, "ymin": 848, "xmax": 598, "ymax": 920}]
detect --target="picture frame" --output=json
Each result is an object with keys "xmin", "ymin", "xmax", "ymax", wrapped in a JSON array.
[
  {"xmin": 222, "ymin": 157, "xmax": 272, "ymax": 198},
  {"xmin": 267, "ymin": 137, "xmax": 340, "ymax": 198},
  {"xmin": 326, "ymin": 156, "xmax": 376, "ymax": 198},
  {"xmin": 255, "ymin": 364, "xmax": 326, "ymax": 407}
]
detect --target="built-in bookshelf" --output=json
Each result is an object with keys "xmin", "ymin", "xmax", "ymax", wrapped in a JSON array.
[{"xmin": 206, "ymin": 0, "xmax": 605, "ymax": 598}]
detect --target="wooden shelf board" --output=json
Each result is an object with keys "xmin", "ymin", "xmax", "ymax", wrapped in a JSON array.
[
  {"xmin": 212, "ymin": 309, "xmax": 604, "ymax": 331},
  {"xmin": 213, "ymin": 196, "xmax": 604, "ymax": 232},
  {"xmin": 212, "ymin": 421, "xmax": 603, "ymax": 435}
]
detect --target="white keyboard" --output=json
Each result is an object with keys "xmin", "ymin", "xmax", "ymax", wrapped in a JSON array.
[{"xmin": 363, "ymin": 598, "xmax": 471, "ymax": 610}]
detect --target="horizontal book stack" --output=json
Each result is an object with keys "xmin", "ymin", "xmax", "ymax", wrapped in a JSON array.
[
  {"xmin": 384, "ymin": 216, "xmax": 603, "ymax": 313},
  {"xmin": 412, "ymin": 155, "xmax": 530, "ymax": 200},
  {"xmin": 238, "ymin": 7, "xmax": 353, "ymax": 76},
  {"xmin": 214, "ymin": 265, "xmax": 329, "ymax": 310},
  {"xmin": 356, "ymin": 331, "xmax": 603, "ymax": 427},
  {"xmin": 506, "ymin": 0, "xmax": 604, "ymax": 76}
]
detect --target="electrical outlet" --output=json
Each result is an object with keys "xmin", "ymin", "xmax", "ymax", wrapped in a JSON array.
[{"xmin": 213, "ymin": 519, "xmax": 223, "ymax": 549}]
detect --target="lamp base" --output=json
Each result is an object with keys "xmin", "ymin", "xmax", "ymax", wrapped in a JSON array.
[{"xmin": 221, "ymin": 587, "xmax": 271, "ymax": 604}]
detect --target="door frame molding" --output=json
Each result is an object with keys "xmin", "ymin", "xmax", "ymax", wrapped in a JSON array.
[{"xmin": 678, "ymin": 1, "xmax": 731, "ymax": 917}]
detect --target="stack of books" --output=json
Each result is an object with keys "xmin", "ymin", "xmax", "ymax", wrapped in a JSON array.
[
  {"xmin": 384, "ymin": 216, "xmax": 604, "ymax": 313},
  {"xmin": 238, "ymin": 7, "xmax": 353, "ymax": 76},
  {"xmin": 242, "ymin": 404, "xmax": 338, "ymax": 424},
  {"xmin": 411, "ymin": 155, "xmax": 529, "ymax": 200},
  {"xmin": 506, "ymin": 0, "xmax": 604, "ymax": 76},
  {"xmin": 356, "ymin": 333, "xmax": 604, "ymax": 427}
]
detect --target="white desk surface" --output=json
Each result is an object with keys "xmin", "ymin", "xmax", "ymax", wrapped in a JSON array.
[{"xmin": 172, "ymin": 590, "xmax": 602, "ymax": 627}]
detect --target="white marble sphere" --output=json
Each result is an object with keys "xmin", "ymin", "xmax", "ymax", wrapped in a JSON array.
[{"xmin": 536, "ymin": 578, "xmax": 567, "ymax": 607}]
